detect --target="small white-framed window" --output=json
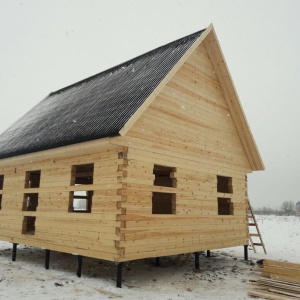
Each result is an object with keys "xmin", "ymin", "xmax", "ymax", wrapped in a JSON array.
[{"xmin": 69, "ymin": 163, "xmax": 94, "ymax": 213}]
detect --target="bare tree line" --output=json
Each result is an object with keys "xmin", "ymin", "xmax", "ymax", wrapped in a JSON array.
[{"xmin": 254, "ymin": 201, "xmax": 300, "ymax": 216}]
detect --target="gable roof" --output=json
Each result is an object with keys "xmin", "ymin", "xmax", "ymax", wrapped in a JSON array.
[
  {"xmin": 0, "ymin": 29, "xmax": 205, "ymax": 160},
  {"xmin": 0, "ymin": 25, "xmax": 264, "ymax": 171}
]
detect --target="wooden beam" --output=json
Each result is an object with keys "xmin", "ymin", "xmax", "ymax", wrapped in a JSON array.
[{"xmin": 0, "ymin": 137, "xmax": 120, "ymax": 168}]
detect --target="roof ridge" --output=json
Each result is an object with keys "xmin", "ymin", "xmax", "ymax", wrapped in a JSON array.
[{"xmin": 49, "ymin": 28, "xmax": 205, "ymax": 97}]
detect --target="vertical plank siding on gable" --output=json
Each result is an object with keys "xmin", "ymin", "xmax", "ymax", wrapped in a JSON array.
[{"xmin": 110, "ymin": 42, "xmax": 250, "ymax": 261}]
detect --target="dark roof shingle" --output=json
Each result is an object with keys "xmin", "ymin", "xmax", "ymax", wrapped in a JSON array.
[{"xmin": 0, "ymin": 29, "xmax": 204, "ymax": 159}]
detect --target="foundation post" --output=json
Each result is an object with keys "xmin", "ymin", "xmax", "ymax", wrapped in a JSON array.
[
  {"xmin": 194, "ymin": 252, "xmax": 200, "ymax": 269},
  {"xmin": 155, "ymin": 257, "xmax": 160, "ymax": 266},
  {"xmin": 12, "ymin": 243, "xmax": 17, "ymax": 261},
  {"xmin": 244, "ymin": 245, "xmax": 248, "ymax": 261},
  {"xmin": 116, "ymin": 262, "xmax": 123, "ymax": 288},
  {"xmin": 77, "ymin": 255, "xmax": 82, "ymax": 277},
  {"xmin": 45, "ymin": 249, "xmax": 50, "ymax": 269}
]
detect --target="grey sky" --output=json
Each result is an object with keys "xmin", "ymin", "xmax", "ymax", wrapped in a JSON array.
[{"xmin": 0, "ymin": 0, "xmax": 299, "ymax": 208}]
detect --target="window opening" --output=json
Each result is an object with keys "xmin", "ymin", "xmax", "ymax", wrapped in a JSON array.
[
  {"xmin": 71, "ymin": 164, "xmax": 94, "ymax": 185},
  {"xmin": 70, "ymin": 164, "xmax": 94, "ymax": 213},
  {"xmin": 25, "ymin": 170, "xmax": 41, "ymax": 188},
  {"xmin": 0, "ymin": 195, "xmax": 2, "ymax": 210},
  {"xmin": 22, "ymin": 216, "xmax": 36, "ymax": 235},
  {"xmin": 23, "ymin": 193, "xmax": 39, "ymax": 211},
  {"xmin": 152, "ymin": 192, "xmax": 176, "ymax": 214},
  {"xmin": 152, "ymin": 165, "xmax": 176, "ymax": 214},
  {"xmin": 217, "ymin": 175, "xmax": 233, "ymax": 194},
  {"xmin": 153, "ymin": 165, "xmax": 176, "ymax": 187},
  {"xmin": 69, "ymin": 190, "xmax": 93, "ymax": 212},
  {"xmin": 217, "ymin": 197, "xmax": 234, "ymax": 215},
  {"xmin": 0, "ymin": 175, "xmax": 4, "ymax": 190}
]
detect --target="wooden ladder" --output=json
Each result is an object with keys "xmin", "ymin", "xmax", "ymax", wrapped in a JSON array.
[{"xmin": 247, "ymin": 199, "xmax": 267, "ymax": 254}]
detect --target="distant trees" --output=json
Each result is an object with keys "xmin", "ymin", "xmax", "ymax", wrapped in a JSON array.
[
  {"xmin": 254, "ymin": 200, "xmax": 299, "ymax": 216},
  {"xmin": 253, "ymin": 206, "xmax": 281, "ymax": 216},
  {"xmin": 296, "ymin": 202, "xmax": 300, "ymax": 216},
  {"xmin": 280, "ymin": 201, "xmax": 296, "ymax": 216}
]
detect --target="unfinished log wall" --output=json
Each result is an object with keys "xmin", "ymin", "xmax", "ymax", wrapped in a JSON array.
[
  {"xmin": 0, "ymin": 142, "xmax": 126, "ymax": 261},
  {"xmin": 112, "ymin": 42, "xmax": 252, "ymax": 261}
]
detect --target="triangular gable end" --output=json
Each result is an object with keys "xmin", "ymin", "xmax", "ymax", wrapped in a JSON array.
[
  {"xmin": 119, "ymin": 24, "xmax": 264, "ymax": 171},
  {"xmin": 118, "ymin": 25, "xmax": 213, "ymax": 137}
]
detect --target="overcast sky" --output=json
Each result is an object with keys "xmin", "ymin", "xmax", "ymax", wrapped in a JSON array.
[{"xmin": 0, "ymin": 0, "xmax": 299, "ymax": 208}]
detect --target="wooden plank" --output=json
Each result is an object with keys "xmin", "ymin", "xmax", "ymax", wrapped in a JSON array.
[
  {"xmin": 268, "ymin": 289, "xmax": 300, "ymax": 298},
  {"xmin": 264, "ymin": 259, "xmax": 300, "ymax": 270},
  {"xmin": 269, "ymin": 274, "xmax": 300, "ymax": 285},
  {"xmin": 250, "ymin": 260, "xmax": 300, "ymax": 298},
  {"xmin": 248, "ymin": 290, "xmax": 295, "ymax": 300},
  {"xmin": 263, "ymin": 266, "xmax": 300, "ymax": 278},
  {"xmin": 122, "ymin": 228, "xmax": 245, "ymax": 242},
  {"xmin": 256, "ymin": 279, "xmax": 300, "ymax": 293}
]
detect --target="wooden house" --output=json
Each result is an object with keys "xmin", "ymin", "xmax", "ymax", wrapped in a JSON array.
[{"xmin": 0, "ymin": 24, "xmax": 264, "ymax": 287}]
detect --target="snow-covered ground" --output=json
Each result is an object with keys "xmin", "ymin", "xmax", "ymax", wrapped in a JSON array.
[{"xmin": 0, "ymin": 215, "xmax": 299, "ymax": 299}]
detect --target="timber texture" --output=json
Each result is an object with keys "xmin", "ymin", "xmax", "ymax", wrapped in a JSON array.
[
  {"xmin": 0, "ymin": 25, "xmax": 264, "ymax": 264},
  {"xmin": 249, "ymin": 259, "xmax": 300, "ymax": 299}
]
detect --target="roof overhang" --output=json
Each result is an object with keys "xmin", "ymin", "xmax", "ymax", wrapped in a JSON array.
[
  {"xmin": 0, "ymin": 137, "xmax": 118, "ymax": 168},
  {"xmin": 203, "ymin": 26, "xmax": 264, "ymax": 171}
]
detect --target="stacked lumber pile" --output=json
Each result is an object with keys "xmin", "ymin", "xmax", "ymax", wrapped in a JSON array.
[{"xmin": 248, "ymin": 259, "xmax": 300, "ymax": 299}]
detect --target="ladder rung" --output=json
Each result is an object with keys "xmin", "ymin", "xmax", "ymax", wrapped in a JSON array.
[{"xmin": 247, "ymin": 199, "xmax": 267, "ymax": 254}]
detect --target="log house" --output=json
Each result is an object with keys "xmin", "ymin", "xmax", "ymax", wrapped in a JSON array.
[{"xmin": 0, "ymin": 24, "xmax": 264, "ymax": 287}]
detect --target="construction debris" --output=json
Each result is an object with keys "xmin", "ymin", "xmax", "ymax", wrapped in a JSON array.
[{"xmin": 248, "ymin": 259, "xmax": 300, "ymax": 299}]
